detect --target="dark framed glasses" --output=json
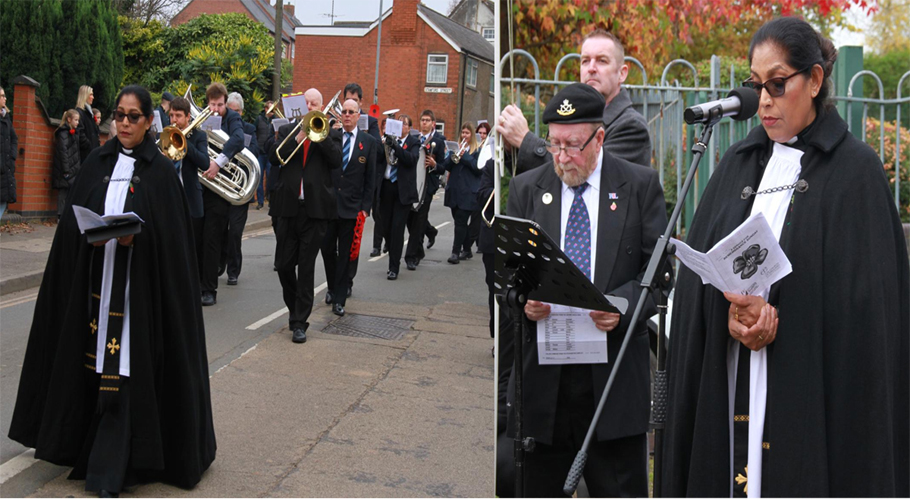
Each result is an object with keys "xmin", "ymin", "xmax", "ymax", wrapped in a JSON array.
[
  {"xmin": 544, "ymin": 128, "xmax": 599, "ymax": 158},
  {"xmin": 113, "ymin": 110, "xmax": 145, "ymax": 124},
  {"xmin": 340, "ymin": 110, "xmax": 358, "ymax": 115},
  {"xmin": 743, "ymin": 66, "xmax": 812, "ymax": 98}
]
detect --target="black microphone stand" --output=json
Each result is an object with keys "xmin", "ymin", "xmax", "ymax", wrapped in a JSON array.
[
  {"xmin": 563, "ymin": 107, "xmax": 725, "ymax": 496},
  {"xmin": 505, "ymin": 272, "xmax": 534, "ymax": 498}
]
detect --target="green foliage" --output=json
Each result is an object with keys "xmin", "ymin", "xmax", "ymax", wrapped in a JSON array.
[
  {"xmin": 863, "ymin": 47, "xmax": 910, "ymax": 123},
  {"xmin": 0, "ymin": 0, "xmax": 64, "ymax": 116},
  {"xmin": 119, "ymin": 15, "xmax": 167, "ymax": 88},
  {"xmin": 866, "ymin": 117, "xmax": 910, "ymax": 222}
]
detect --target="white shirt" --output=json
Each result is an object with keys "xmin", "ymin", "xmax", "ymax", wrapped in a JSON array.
[{"xmin": 559, "ymin": 148, "xmax": 603, "ymax": 280}]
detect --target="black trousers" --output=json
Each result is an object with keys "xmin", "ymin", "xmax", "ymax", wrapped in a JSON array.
[
  {"xmin": 275, "ymin": 203, "xmax": 327, "ymax": 331},
  {"xmin": 380, "ymin": 180, "xmax": 410, "ymax": 273},
  {"xmin": 517, "ymin": 365, "xmax": 649, "ymax": 497},
  {"xmin": 201, "ymin": 190, "xmax": 230, "ymax": 294},
  {"xmin": 321, "ymin": 217, "xmax": 356, "ymax": 307},
  {"xmin": 467, "ymin": 209, "xmax": 481, "ymax": 250},
  {"xmin": 451, "ymin": 207, "xmax": 473, "ymax": 254},
  {"xmin": 221, "ymin": 202, "xmax": 249, "ymax": 279},
  {"xmin": 405, "ymin": 189, "xmax": 434, "ymax": 262},
  {"xmin": 372, "ymin": 204, "xmax": 384, "ymax": 250}
]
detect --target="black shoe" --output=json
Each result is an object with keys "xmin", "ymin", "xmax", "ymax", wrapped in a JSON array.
[
  {"xmin": 447, "ymin": 253, "xmax": 460, "ymax": 264},
  {"xmin": 346, "ymin": 287, "xmax": 352, "ymax": 298},
  {"xmin": 387, "ymin": 270, "xmax": 398, "ymax": 280},
  {"xmin": 333, "ymin": 303, "xmax": 345, "ymax": 316},
  {"xmin": 406, "ymin": 260, "xmax": 417, "ymax": 271},
  {"xmin": 325, "ymin": 290, "xmax": 334, "ymax": 305},
  {"xmin": 201, "ymin": 292, "xmax": 216, "ymax": 306},
  {"xmin": 427, "ymin": 233, "xmax": 436, "ymax": 249},
  {"xmin": 99, "ymin": 490, "xmax": 119, "ymax": 498},
  {"xmin": 256, "ymin": 204, "xmax": 263, "ymax": 210},
  {"xmin": 382, "ymin": 244, "xmax": 389, "ymax": 254},
  {"xmin": 370, "ymin": 247, "xmax": 380, "ymax": 257},
  {"xmin": 458, "ymin": 249, "xmax": 473, "ymax": 260},
  {"xmin": 227, "ymin": 276, "xmax": 238, "ymax": 285},
  {"xmin": 292, "ymin": 328, "xmax": 307, "ymax": 343}
]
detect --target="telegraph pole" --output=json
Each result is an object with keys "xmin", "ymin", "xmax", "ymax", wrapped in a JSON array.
[{"xmin": 273, "ymin": 0, "xmax": 284, "ymax": 101}]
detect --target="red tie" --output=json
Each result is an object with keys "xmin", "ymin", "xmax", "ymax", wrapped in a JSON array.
[{"xmin": 300, "ymin": 139, "xmax": 311, "ymax": 198}]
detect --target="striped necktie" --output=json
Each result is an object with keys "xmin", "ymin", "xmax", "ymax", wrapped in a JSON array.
[{"xmin": 342, "ymin": 131, "xmax": 353, "ymax": 170}]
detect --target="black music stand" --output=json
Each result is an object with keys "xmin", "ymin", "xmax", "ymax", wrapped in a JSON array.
[{"xmin": 493, "ymin": 214, "xmax": 627, "ymax": 497}]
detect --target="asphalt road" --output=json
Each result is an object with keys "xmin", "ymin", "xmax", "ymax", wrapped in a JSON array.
[{"xmin": 0, "ymin": 195, "xmax": 490, "ymax": 496}]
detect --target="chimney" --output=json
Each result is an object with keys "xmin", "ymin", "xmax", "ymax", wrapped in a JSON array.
[
  {"xmin": 282, "ymin": 4, "xmax": 294, "ymax": 18},
  {"xmin": 390, "ymin": 0, "xmax": 418, "ymax": 44}
]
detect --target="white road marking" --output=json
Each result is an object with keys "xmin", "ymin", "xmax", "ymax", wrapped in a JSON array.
[
  {"xmin": 0, "ymin": 449, "xmax": 38, "ymax": 485},
  {"xmin": 244, "ymin": 282, "xmax": 327, "ymax": 330},
  {"xmin": 0, "ymin": 292, "xmax": 39, "ymax": 309},
  {"xmin": 367, "ymin": 221, "xmax": 451, "ymax": 262}
]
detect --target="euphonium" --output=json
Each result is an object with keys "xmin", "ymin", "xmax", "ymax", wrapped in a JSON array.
[{"xmin": 158, "ymin": 107, "xmax": 213, "ymax": 161}]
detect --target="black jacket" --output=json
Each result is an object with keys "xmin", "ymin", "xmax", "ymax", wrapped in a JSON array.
[
  {"xmin": 420, "ymin": 132, "xmax": 447, "ymax": 194},
  {"xmin": 439, "ymin": 148, "xmax": 482, "ymax": 211},
  {"xmin": 268, "ymin": 123, "xmax": 342, "ymax": 219},
  {"xmin": 52, "ymin": 126, "xmax": 84, "ymax": 189},
  {"xmin": 506, "ymin": 149, "xmax": 667, "ymax": 445},
  {"xmin": 255, "ymin": 112, "xmax": 273, "ymax": 151},
  {"xmin": 1, "ymin": 111, "xmax": 18, "ymax": 203},
  {"xmin": 76, "ymin": 105, "xmax": 100, "ymax": 162},
  {"xmin": 155, "ymin": 104, "xmax": 171, "ymax": 131},
  {"xmin": 180, "ymin": 129, "xmax": 208, "ymax": 218},
  {"xmin": 384, "ymin": 134, "xmax": 422, "ymax": 205},
  {"xmin": 332, "ymin": 129, "xmax": 376, "ymax": 219},
  {"xmin": 218, "ymin": 108, "xmax": 245, "ymax": 162}
]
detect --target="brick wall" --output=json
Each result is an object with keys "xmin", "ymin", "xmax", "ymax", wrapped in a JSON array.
[
  {"xmin": 9, "ymin": 76, "xmax": 108, "ymax": 219},
  {"xmin": 293, "ymin": 1, "xmax": 462, "ymax": 136}
]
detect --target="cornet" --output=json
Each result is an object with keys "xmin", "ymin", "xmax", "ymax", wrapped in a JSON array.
[{"xmin": 452, "ymin": 139, "xmax": 469, "ymax": 164}]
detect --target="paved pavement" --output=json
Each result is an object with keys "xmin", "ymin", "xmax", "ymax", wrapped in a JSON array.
[{"xmin": 0, "ymin": 197, "xmax": 495, "ymax": 497}]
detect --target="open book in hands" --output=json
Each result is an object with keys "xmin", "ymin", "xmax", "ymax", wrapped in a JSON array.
[
  {"xmin": 670, "ymin": 212, "xmax": 792, "ymax": 296},
  {"xmin": 72, "ymin": 205, "xmax": 145, "ymax": 244}
]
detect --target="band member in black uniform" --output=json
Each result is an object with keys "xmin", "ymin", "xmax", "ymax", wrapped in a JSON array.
[
  {"xmin": 269, "ymin": 88, "xmax": 342, "ymax": 344},
  {"xmin": 341, "ymin": 83, "xmax": 382, "ymax": 297},
  {"xmin": 220, "ymin": 92, "xmax": 258, "ymax": 286},
  {"xmin": 321, "ymin": 99, "xmax": 376, "ymax": 316},
  {"xmin": 437, "ymin": 121, "xmax": 481, "ymax": 264},
  {"xmin": 199, "ymin": 82, "xmax": 245, "ymax": 306},
  {"xmin": 380, "ymin": 114, "xmax": 420, "ymax": 280},
  {"xmin": 168, "ymin": 96, "xmax": 208, "ymax": 274},
  {"xmin": 404, "ymin": 110, "xmax": 446, "ymax": 270}
]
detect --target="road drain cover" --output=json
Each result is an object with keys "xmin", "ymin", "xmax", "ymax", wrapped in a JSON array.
[{"xmin": 324, "ymin": 314, "xmax": 413, "ymax": 341}]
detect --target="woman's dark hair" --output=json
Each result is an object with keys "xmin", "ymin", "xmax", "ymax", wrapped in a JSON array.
[
  {"xmin": 115, "ymin": 85, "xmax": 154, "ymax": 118},
  {"xmin": 476, "ymin": 122, "xmax": 491, "ymax": 134},
  {"xmin": 749, "ymin": 17, "xmax": 837, "ymax": 109}
]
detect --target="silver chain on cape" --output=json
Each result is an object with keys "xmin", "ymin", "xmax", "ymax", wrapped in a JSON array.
[{"xmin": 741, "ymin": 179, "xmax": 809, "ymax": 200}]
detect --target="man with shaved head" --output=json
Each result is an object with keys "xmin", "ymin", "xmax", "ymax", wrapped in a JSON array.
[{"xmin": 269, "ymin": 88, "xmax": 343, "ymax": 344}]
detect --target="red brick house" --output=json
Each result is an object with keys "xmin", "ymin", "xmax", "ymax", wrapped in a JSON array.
[
  {"xmin": 171, "ymin": 0, "xmax": 300, "ymax": 60},
  {"xmin": 292, "ymin": 0, "xmax": 494, "ymax": 137}
]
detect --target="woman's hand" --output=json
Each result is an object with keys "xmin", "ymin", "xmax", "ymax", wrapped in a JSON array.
[
  {"xmin": 91, "ymin": 234, "xmax": 134, "ymax": 247},
  {"xmin": 724, "ymin": 292, "xmax": 767, "ymax": 328},
  {"xmin": 524, "ymin": 300, "xmax": 551, "ymax": 322},
  {"xmin": 727, "ymin": 298, "xmax": 778, "ymax": 351}
]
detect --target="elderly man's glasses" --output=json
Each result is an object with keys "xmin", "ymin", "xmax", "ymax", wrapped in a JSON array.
[
  {"xmin": 113, "ymin": 110, "xmax": 144, "ymax": 124},
  {"xmin": 743, "ymin": 66, "xmax": 811, "ymax": 98},
  {"xmin": 545, "ymin": 128, "xmax": 599, "ymax": 158},
  {"xmin": 340, "ymin": 110, "xmax": 358, "ymax": 115}
]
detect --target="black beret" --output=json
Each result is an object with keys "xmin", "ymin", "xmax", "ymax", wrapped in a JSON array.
[
  {"xmin": 161, "ymin": 91, "xmax": 175, "ymax": 102},
  {"xmin": 542, "ymin": 83, "xmax": 605, "ymax": 125}
]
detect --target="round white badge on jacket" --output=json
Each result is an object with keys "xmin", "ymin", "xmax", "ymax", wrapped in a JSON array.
[{"xmin": 542, "ymin": 193, "xmax": 553, "ymax": 205}]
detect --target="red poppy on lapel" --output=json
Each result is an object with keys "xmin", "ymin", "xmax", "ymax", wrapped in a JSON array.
[
  {"xmin": 402, "ymin": 144, "xmax": 408, "ymax": 150},
  {"xmin": 359, "ymin": 142, "xmax": 363, "ymax": 150}
]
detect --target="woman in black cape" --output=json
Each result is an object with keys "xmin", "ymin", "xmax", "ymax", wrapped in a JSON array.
[
  {"xmin": 661, "ymin": 18, "xmax": 908, "ymax": 497},
  {"xmin": 8, "ymin": 85, "xmax": 216, "ymax": 496}
]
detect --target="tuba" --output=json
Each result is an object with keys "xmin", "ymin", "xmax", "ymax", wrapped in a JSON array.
[{"xmin": 183, "ymin": 86, "xmax": 261, "ymax": 205}]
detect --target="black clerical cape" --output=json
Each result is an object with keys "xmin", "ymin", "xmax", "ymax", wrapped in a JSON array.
[
  {"xmin": 8, "ymin": 136, "xmax": 216, "ymax": 489},
  {"xmin": 661, "ymin": 109, "xmax": 909, "ymax": 496}
]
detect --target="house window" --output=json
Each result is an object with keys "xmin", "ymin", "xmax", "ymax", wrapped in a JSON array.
[
  {"xmin": 490, "ymin": 69, "xmax": 495, "ymax": 95},
  {"xmin": 435, "ymin": 122, "xmax": 445, "ymax": 135},
  {"xmin": 426, "ymin": 54, "xmax": 448, "ymax": 84},
  {"xmin": 482, "ymin": 27, "xmax": 494, "ymax": 42},
  {"xmin": 466, "ymin": 58, "xmax": 478, "ymax": 88}
]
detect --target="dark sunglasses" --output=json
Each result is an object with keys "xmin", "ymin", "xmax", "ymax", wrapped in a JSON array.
[
  {"xmin": 113, "ymin": 110, "xmax": 145, "ymax": 124},
  {"xmin": 743, "ymin": 66, "xmax": 812, "ymax": 98},
  {"xmin": 340, "ymin": 110, "xmax": 358, "ymax": 115}
]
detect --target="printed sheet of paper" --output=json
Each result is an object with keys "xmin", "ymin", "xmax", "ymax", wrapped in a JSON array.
[
  {"xmin": 151, "ymin": 110, "xmax": 163, "ymax": 134},
  {"xmin": 358, "ymin": 114, "xmax": 369, "ymax": 131},
  {"xmin": 537, "ymin": 304, "xmax": 608, "ymax": 365},
  {"xmin": 201, "ymin": 115, "xmax": 222, "ymax": 133},
  {"xmin": 281, "ymin": 94, "xmax": 307, "ymax": 121},
  {"xmin": 72, "ymin": 205, "xmax": 144, "ymax": 234},
  {"xmin": 385, "ymin": 118, "xmax": 403, "ymax": 138},
  {"xmin": 670, "ymin": 212, "xmax": 791, "ymax": 296}
]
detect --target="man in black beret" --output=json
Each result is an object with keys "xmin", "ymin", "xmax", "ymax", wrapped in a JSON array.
[
  {"xmin": 504, "ymin": 82, "xmax": 667, "ymax": 496},
  {"xmin": 156, "ymin": 91, "xmax": 174, "ymax": 133}
]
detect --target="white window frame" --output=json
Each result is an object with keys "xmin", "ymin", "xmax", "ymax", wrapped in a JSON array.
[
  {"xmin": 466, "ymin": 58, "xmax": 478, "ymax": 89},
  {"xmin": 435, "ymin": 123, "xmax": 445, "ymax": 135},
  {"xmin": 482, "ymin": 27, "xmax": 494, "ymax": 42},
  {"xmin": 489, "ymin": 69, "xmax": 495, "ymax": 95},
  {"xmin": 426, "ymin": 54, "xmax": 449, "ymax": 85}
]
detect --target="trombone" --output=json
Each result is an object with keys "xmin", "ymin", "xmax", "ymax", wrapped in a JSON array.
[{"xmin": 274, "ymin": 90, "xmax": 343, "ymax": 166}]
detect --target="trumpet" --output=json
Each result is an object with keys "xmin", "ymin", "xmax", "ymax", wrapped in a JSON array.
[
  {"xmin": 452, "ymin": 139, "xmax": 469, "ymax": 163},
  {"xmin": 158, "ymin": 107, "xmax": 214, "ymax": 161},
  {"xmin": 274, "ymin": 90, "xmax": 343, "ymax": 166}
]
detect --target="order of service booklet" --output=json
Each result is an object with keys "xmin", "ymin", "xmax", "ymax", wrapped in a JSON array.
[
  {"xmin": 72, "ymin": 205, "xmax": 145, "ymax": 244},
  {"xmin": 670, "ymin": 212, "xmax": 792, "ymax": 296}
]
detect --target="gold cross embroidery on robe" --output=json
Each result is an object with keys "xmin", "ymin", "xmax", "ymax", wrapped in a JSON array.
[
  {"xmin": 107, "ymin": 338, "xmax": 120, "ymax": 355},
  {"xmin": 89, "ymin": 319, "xmax": 98, "ymax": 335},
  {"xmin": 735, "ymin": 466, "xmax": 748, "ymax": 494}
]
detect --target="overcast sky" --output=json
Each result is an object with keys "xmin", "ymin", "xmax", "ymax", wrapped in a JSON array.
[{"xmin": 289, "ymin": 0, "xmax": 453, "ymax": 26}]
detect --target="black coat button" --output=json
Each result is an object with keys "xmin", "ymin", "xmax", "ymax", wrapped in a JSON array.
[{"xmin": 626, "ymin": 245, "xmax": 633, "ymax": 255}]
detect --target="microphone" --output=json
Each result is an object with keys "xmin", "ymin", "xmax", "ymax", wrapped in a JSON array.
[{"xmin": 684, "ymin": 87, "xmax": 759, "ymax": 124}]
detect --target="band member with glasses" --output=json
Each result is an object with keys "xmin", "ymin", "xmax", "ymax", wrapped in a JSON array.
[
  {"xmin": 321, "ymin": 99, "xmax": 376, "ymax": 316},
  {"xmin": 199, "ymin": 82, "xmax": 245, "ymax": 306},
  {"xmin": 9, "ymin": 85, "xmax": 216, "ymax": 497},
  {"xmin": 506, "ymin": 83, "xmax": 666, "ymax": 496},
  {"xmin": 496, "ymin": 29, "xmax": 651, "ymax": 172},
  {"xmin": 404, "ymin": 110, "xmax": 447, "ymax": 271},
  {"xmin": 270, "ymin": 88, "xmax": 342, "ymax": 344},
  {"xmin": 381, "ymin": 114, "xmax": 421, "ymax": 280},
  {"xmin": 167, "ymin": 96, "xmax": 208, "ymax": 273},
  {"xmin": 662, "ymin": 17, "xmax": 909, "ymax": 497},
  {"xmin": 437, "ymin": 121, "xmax": 481, "ymax": 265}
]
